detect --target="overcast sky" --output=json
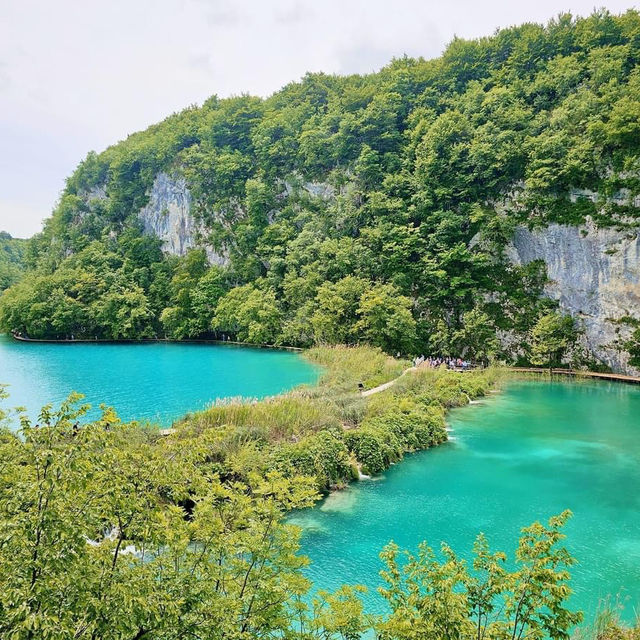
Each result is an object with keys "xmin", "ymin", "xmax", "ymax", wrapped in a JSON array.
[{"xmin": 1, "ymin": 0, "xmax": 638, "ymax": 238}]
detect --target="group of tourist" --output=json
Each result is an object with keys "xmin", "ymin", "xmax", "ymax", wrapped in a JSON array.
[{"xmin": 412, "ymin": 355, "xmax": 473, "ymax": 370}]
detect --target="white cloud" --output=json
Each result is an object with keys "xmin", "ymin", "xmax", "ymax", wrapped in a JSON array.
[{"xmin": 0, "ymin": 0, "xmax": 637, "ymax": 237}]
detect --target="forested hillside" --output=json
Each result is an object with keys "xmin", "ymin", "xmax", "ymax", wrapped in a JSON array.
[
  {"xmin": 0, "ymin": 232, "xmax": 26, "ymax": 292},
  {"xmin": 2, "ymin": 9, "xmax": 640, "ymax": 367}
]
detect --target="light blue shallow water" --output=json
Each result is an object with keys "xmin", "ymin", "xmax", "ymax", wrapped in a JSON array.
[
  {"xmin": 0, "ymin": 335, "xmax": 318, "ymax": 425},
  {"xmin": 292, "ymin": 379, "xmax": 640, "ymax": 623}
]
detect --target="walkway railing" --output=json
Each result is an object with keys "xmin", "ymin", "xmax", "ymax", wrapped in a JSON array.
[{"xmin": 510, "ymin": 367, "xmax": 640, "ymax": 385}]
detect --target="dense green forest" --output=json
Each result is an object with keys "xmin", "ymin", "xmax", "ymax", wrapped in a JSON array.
[
  {"xmin": 0, "ymin": 348, "xmax": 594, "ymax": 639},
  {"xmin": 3, "ymin": 9, "xmax": 640, "ymax": 365},
  {"xmin": 0, "ymin": 232, "xmax": 26, "ymax": 292}
]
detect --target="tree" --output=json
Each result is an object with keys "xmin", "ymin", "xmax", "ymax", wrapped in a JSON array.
[
  {"xmin": 376, "ymin": 511, "xmax": 583, "ymax": 640},
  {"xmin": 624, "ymin": 325, "xmax": 640, "ymax": 369},
  {"xmin": 213, "ymin": 283, "xmax": 282, "ymax": 344},
  {"xmin": 453, "ymin": 309, "xmax": 500, "ymax": 364},
  {"xmin": 3, "ymin": 8, "xmax": 638, "ymax": 363},
  {"xmin": 311, "ymin": 277, "xmax": 371, "ymax": 345},
  {"xmin": 355, "ymin": 283, "xmax": 417, "ymax": 354},
  {"xmin": 0, "ymin": 396, "xmax": 321, "ymax": 640},
  {"xmin": 428, "ymin": 319, "xmax": 452, "ymax": 358},
  {"xmin": 190, "ymin": 266, "xmax": 228, "ymax": 335},
  {"xmin": 160, "ymin": 249, "xmax": 209, "ymax": 339},
  {"xmin": 530, "ymin": 312, "xmax": 578, "ymax": 368},
  {"xmin": 0, "ymin": 232, "xmax": 26, "ymax": 292},
  {"xmin": 91, "ymin": 281, "xmax": 154, "ymax": 339}
]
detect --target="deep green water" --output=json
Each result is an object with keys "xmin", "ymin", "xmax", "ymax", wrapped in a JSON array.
[
  {"xmin": 292, "ymin": 379, "xmax": 640, "ymax": 623},
  {"xmin": 0, "ymin": 335, "xmax": 318, "ymax": 425}
]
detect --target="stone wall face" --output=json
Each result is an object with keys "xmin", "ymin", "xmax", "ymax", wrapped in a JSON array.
[
  {"xmin": 506, "ymin": 222, "xmax": 640, "ymax": 374},
  {"xmin": 88, "ymin": 171, "xmax": 640, "ymax": 372},
  {"xmin": 137, "ymin": 172, "xmax": 227, "ymax": 265}
]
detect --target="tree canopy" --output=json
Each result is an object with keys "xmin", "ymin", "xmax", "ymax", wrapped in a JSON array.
[{"xmin": 3, "ymin": 9, "xmax": 640, "ymax": 365}]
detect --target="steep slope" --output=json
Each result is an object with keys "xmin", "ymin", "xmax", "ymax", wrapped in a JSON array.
[
  {"xmin": 0, "ymin": 232, "xmax": 26, "ymax": 292},
  {"xmin": 508, "ymin": 223, "xmax": 640, "ymax": 372},
  {"xmin": 2, "ymin": 9, "xmax": 640, "ymax": 370}
]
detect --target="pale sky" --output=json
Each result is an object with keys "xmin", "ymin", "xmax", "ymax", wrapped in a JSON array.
[{"xmin": 1, "ymin": 0, "xmax": 638, "ymax": 238}]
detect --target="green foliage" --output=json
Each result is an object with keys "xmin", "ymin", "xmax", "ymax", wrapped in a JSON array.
[
  {"xmin": 0, "ymin": 235, "xmax": 164, "ymax": 339},
  {"xmin": 0, "ymin": 395, "xmax": 322, "ymax": 639},
  {"xmin": 356, "ymin": 283, "xmax": 417, "ymax": 354},
  {"xmin": 171, "ymin": 347, "xmax": 500, "ymax": 492},
  {"xmin": 0, "ymin": 232, "xmax": 26, "ymax": 292},
  {"xmin": 530, "ymin": 312, "xmax": 579, "ymax": 368},
  {"xmin": 624, "ymin": 325, "xmax": 640, "ymax": 368},
  {"xmin": 452, "ymin": 309, "xmax": 500, "ymax": 364},
  {"xmin": 376, "ymin": 511, "xmax": 583, "ymax": 640},
  {"xmin": 311, "ymin": 277, "xmax": 371, "ymax": 345},
  {"xmin": 5, "ymin": 10, "xmax": 640, "ymax": 363},
  {"xmin": 0, "ymin": 353, "xmax": 592, "ymax": 638},
  {"xmin": 584, "ymin": 600, "xmax": 640, "ymax": 640},
  {"xmin": 213, "ymin": 282, "xmax": 282, "ymax": 344},
  {"xmin": 305, "ymin": 344, "xmax": 407, "ymax": 390},
  {"xmin": 160, "ymin": 249, "xmax": 228, "ymax": 339}
]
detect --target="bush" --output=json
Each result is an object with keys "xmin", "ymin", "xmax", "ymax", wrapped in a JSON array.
[
  {"xmin": 271, "ymin": 429, "xmax": 352, "ymax": 491},
  {"xmin": 344, "ymin": 429, "xmax": 388, "ymax": 476}
]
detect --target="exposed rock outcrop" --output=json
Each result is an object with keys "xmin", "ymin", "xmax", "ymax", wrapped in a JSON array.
[
  {"xmin": 137, "ymin": 173, "xmax": 227, "ymax": 265},
  {"xmin": 506, "ymin": 221, "xmax": 640, "ymax": 374}
]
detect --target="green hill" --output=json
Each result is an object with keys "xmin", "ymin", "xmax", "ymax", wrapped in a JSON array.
[
  {"xmin": 2, "ymin": 9, "xmax": 639, "ymax": 368},
  {"xmin": 0, "ymin": 232, "xmax": 26, "ymax": 292}
]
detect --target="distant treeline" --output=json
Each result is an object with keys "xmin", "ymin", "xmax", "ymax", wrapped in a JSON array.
[{"xmin": 0, "ymin": 231, "xmax": 26, "ymax": 292}]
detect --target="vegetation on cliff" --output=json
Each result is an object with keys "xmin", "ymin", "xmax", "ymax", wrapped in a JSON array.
[
  {"xmin": 0, "ymin": 231, "xmax": 26, "ymax": 292},
  {"xmin": 2, "ymin": 9, "xmax": 640, "ymax": 365}
]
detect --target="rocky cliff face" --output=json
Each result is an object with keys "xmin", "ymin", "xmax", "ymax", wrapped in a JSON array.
[
  {"xmin": 136, "ymin": 172, "xmax": 340, "ymax": 266},
  {"xmin": 89, "ymin": 171, "xmax": 640, "ymax": 372},
  {"xmin": 138, "ymin": 173, "xmax": 195, "ymax": 257},
  {"xmin": 137, "ymin": 172, "xmax": 228, "ymax": 265},
  {"xmin": 507, "ymin": 221, "xmax": 640, "ymax": 374}
]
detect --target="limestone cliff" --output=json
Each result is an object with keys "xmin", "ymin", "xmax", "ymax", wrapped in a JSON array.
[
  {"xmin": 81, "ymin": 171, "xmax": 640, "ymax": 373},
  {"xmin": 507, "ymin": 222, "xmax": 640, "ymax": 374},
  {"xmin": 137, "ymin": 172, "xmax": 228, "ymax": 266},
  {"xmin": 135, "ymin": 172, "xmax": 341, "ymax": 264}
]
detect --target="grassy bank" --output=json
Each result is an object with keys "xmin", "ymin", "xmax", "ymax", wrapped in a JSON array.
[{"xmin": 167, "ymin": 345, "xmax": 504, "ymax": 492}]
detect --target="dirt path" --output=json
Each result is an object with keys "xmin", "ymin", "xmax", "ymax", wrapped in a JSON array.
[{"xmin": 361, "ymin": 366, "xmax": 418, "ymax": 397}]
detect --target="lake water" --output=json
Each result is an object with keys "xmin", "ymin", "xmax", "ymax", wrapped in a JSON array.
[
  {"xmin": 0, "ymin": 335, "xmax": 318, "ymax": 425},
  {"xmin": 293, "ymin": 379, "xmax": 640, "ymax": 623}
]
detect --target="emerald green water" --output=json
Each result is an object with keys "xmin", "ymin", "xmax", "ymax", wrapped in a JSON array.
[
  {"xmin": 293, "ymin": 379, "xmax": 640, "ymax": 623},
  {"xmin": 0, "ymin": 335, "xmax": 318, "ymax": 426}
]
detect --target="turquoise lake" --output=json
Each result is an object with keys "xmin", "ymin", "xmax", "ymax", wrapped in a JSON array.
[
  {"xmin": 292, "ymin": 379, "xmax": 640, "ymax": 623},
  {"xmin": 0, "ymin": 335, "xmax": 318, "ymax": 425},
  {"xmin": 2, "ymin": 336, "xmax": 639, "ymax": 624}
]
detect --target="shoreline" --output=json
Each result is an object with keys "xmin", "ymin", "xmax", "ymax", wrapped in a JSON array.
[
  {"xmin": 8, "ymin": 332, "xmax": 303, "ymax": 352},
  {"xmin": 167, "ymin": 358, "xmax": 504, "ymax": 497},
  {"xmin": 10, "ymin": 332, "xmax": 638, "ymax": 384}
]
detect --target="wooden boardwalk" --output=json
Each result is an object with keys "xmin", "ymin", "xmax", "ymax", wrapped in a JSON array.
[{"xmin": 510, "ymin": 367, "xmax": 640, "ymax": 385}]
